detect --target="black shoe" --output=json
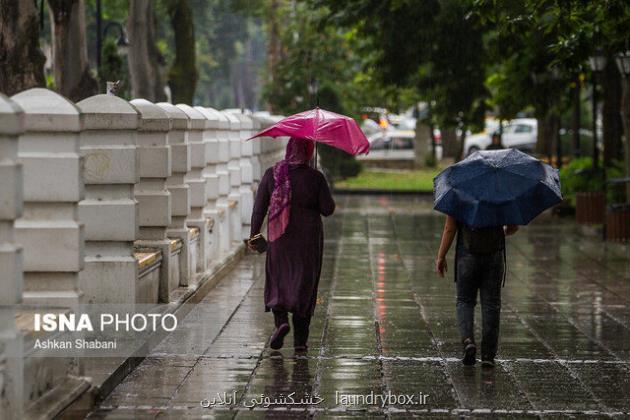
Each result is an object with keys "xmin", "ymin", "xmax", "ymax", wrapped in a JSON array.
[
  {"xmin": 270, "ymin": 323, "xmax": 290, "ymax": 350},
  {"xmin": 481, "ymin": 358, "xmax": 495, "ymax": 368},
  {"xmin": 462, "ymin": 341, "xmax": 477, "ymax": 366},
  {"xmin": 294, "ymin": 345, "xmax": 308, "ymax": 355}
]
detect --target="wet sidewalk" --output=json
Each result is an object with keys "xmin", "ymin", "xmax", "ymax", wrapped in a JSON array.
[{"xmin": 89, "ymin": 195, "xmax": 630, "ymax": 419}]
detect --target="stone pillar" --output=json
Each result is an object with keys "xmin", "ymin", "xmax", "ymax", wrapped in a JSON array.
[
  {"xmin": 228, "ymin": 112, "xmax": 255, "ymax": 239},
  {"xmin": 157, "ymin": 102, "xmax": 193, "ymax": 286},
  {"xmin": 214, "ymin": 110, "xmax": 233, "ymax": 254},
  {"xmin": 222, "ymin": 112, "xmax": 244, "ymax": 242},
  {"xmin": 194, "ymin": 106, "xmax": 223, "ymax": 261},
  {"xmin": 0, "ymin": 94, "xmax": 24, "ymax": 420},
  {"xmin": 250, "ymin": 115, "xmax": 263, "ymax": 184},
  {"xmin": 11, "ymin": 88, "xmax": 84, "ymax": 308},
  {"xmin": 176, "ymin": 104, "xmax": 209, "ymax": 274},
  {"xmin": 76, "ymin": 94, "xmax": 139, "ymax": 304},
  {"xmin": 130, "ymin": 99, "xmax": 174, "ymax": 303}
]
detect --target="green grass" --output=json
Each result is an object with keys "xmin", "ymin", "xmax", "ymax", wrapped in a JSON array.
[{"xmin": 335, "ymin": 168, "xmax": 440, "ymax": 191}]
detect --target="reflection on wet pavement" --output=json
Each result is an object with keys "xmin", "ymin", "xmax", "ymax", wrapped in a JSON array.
[{"xmin": 89, "ymin": 195, "xmax": 630, "ymax": 418}]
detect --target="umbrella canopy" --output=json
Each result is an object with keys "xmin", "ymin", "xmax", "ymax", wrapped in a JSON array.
[
  {"xmin": 433, "ymin": 149, "xmax": 562, "ymax": 227},
  {"xmin": 249, "ymin": 107, "xmax": 370, "ymax": 156}
]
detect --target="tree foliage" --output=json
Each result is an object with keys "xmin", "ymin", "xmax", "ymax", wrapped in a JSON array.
[{"xmin": 316, "ymin": 0, "xmax": 488, "ymax": 133}]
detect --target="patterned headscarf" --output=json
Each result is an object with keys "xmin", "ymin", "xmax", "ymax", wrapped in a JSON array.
[{"xmin": 268, "ymin": 137, "xmax": 315, "ymax": 242}]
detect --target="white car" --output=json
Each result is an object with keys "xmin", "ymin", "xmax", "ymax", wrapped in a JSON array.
[
  {"xmin": 463, "ymin": 118, "xmax": 537, "ymax": 156},
  {"xmin": 361, "ymin": 130, "xmax": 443, "ymax": 161}
]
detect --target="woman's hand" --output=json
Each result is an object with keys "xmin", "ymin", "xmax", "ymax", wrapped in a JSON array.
[
  {"xmin": 436, "ymin": 216, "xmax": 456, "ymax": 278},
  {"xmin": 435, "ymin": 257, "xmax": 448, "ymax": 278},
  {"xmin": 247, "ymin": 235, "xmax": 258, "ymax": 252}
]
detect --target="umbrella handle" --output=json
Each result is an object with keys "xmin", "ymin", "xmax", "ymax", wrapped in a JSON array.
[{"xmin": 310, "ymin": 142, "xmax": 318, "ymax": 170}]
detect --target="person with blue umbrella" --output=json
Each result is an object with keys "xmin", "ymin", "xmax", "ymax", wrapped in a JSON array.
[{"xmin": 433, "ymin": 149, "xmax": 562, "ymax": 367}]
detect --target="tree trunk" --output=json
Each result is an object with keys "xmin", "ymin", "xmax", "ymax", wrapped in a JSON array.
[
  {"xmin": 242, "ymin": 37, "xmax": 257, "ymax": 109},
  {"xmin": 456, "ymin": 126, "xmax": 467, "ymax": 162},
  {"xmin": 571, "ymin": 82, "xmax": 581, "ymax": 157},
  {"xmin": 0, "ymin": 0, "xmax": 46, "ymax": 95},
  {"xmin": 441, "ymin": 127, "xmax": 458, "ymax": 159},
  {"xmin": 602, "ymin": 57, "xmax": 623, "ymax": 165},
  {"xmin": 47, "ymin": 0, "xmax": 98, "ymax": 101},
  {"xmin": 535, "ymin": 113, "xmax": 557, "ymax": 158},
  {"xmin": 535, "ymin": 116, "xmax": 547, "ymax": 155},
  {"xmin": 167, "ymin": 0, "xmax": 197, "ymax": 105},
  {"xmin": 620, "ymin": 76, "xmax": 630, "ymax": 201},
  {"xmin": 266, "ymin": 0, "xmax": 282, "ymax": 111},
  {"xmin": 231, "ymin": 60, "xmax": 245, "ymax": 108},
  {"xmin": 127, "ymin": 0, "xmax": 166, "ymax": 102},
  {"xmin": 413, "ymin": 117, "xmax": 431, "ymax": 168}
]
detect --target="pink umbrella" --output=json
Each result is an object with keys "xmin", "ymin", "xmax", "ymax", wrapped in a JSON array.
[{"xmin": 248, "ymin": 107, "xmax": 370, "ymax": 155}]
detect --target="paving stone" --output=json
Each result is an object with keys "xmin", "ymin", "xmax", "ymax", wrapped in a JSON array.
[{"xmin": 90, "ymin": 195, "xmax": 630, "ymax": 418}]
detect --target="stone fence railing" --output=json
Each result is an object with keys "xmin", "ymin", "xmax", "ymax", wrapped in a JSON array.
[{"xmin": 0, "ymin": 88, "xmax": 286, "ymax": 419}]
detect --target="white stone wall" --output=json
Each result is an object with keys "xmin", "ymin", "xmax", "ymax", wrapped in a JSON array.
[
  {"xmin": 252, "ymin": 114, "xmax": 288, "ymax": 177},
  {"xmin": 194, "ymin": 106, "xmax": 222, "ymax": 262},
  {"xmin": 158, "ymin": 102, "xmax": 193, "ymax": 287},
  {"xmin": 250, "ymin": 115, "xmax": 263, "ymax": 184},
  {"xmin": 0, "ymin": 94, "xmax": 24, "ymax": 420},
  {"xmin": 197, "ymin": 107, "xmax": 232, "ymax": 256},
  {"xmin": 227, "ymin": 112, "xmax": 255, "ymax": 239},
  {"xmin": 76, "ymin": 94, "xmax": 139, "ymax": 304},
  {"xmin": 223, "ymin": 112, "xmax": 245, "ymax": 242},
  {"xmin": 10, "ymin": 88, "xmax": 85, "ymax": 417},
  {"xmin": 213, "ymin": 108, "xmax": 234, "ymax": 255},
  {"xmin": 3, "ymin": 88, "xmax": 287, "ymax": 309},
  {"xmin": 0, "ymin": 86, "xmax": 290, "ymax": 417},
  {"xmin": 11, "ymin": 88, "xmax": 85, "ymax": 308},
  {"xmin": 176, "ymin": 104, "xmax": 209, "ymax": 276}
]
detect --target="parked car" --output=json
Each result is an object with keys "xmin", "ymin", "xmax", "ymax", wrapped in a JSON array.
[
  {"xmin": 463, "ymin": 118, "xmax": 537, "ymax": 156},
  {"xmin": 363, "ymin": 129, "xmax": 443, "ymax": 161}
]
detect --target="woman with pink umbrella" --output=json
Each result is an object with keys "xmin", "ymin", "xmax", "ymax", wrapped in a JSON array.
[{"xmin": 248, "ymin": 108, "xmax": 369, "ymax": 353}]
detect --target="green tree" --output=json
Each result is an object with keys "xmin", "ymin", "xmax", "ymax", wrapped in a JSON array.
[
  {"xmin": 315, "ymin": 0, "xmax": 488, "ymax": 160},
  {"xmin": 262, "ymin": 1, "xmax": 387, "ymax": 179},
  {"xmin": 165, "ymin": 0, "xmax": 198, "ymax": 104},
  {"xmin": 476, "ymin": 0, "xmax": 630, "ymax": 197},
  {"xmin": 316, "ymin": 85, "xmax": 362, "ymax": 181}
]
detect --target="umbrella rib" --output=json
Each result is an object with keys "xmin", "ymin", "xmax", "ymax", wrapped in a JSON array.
[
  {"xmin": 496, "ymin": 148, "xmax": 519, "ymax": 167},
  {"xmin": 473, "ymin": 169, "xmax": 543, "ymax": 205},
  {"xmin": 449, "ymin": 168, "xmax": 490, "ymax": 188},
  {"xmin": 500, "ymin": 161, "xmax": 542, "ymax": 181}
]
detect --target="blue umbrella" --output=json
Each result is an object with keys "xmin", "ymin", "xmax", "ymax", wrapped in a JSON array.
[{"xmin": 433, "ymin": 149, "xmax": 562, "ymax": 227}]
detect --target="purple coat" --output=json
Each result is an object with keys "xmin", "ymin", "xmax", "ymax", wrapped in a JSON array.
[{"xmin": 250, "ymin": 164, "xmax": 335, "ymax": 317}]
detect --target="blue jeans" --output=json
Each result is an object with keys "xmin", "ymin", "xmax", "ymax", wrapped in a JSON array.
[{"xmin": 455, "ymin": 246, "xmax": 505, "ymax": 359}]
